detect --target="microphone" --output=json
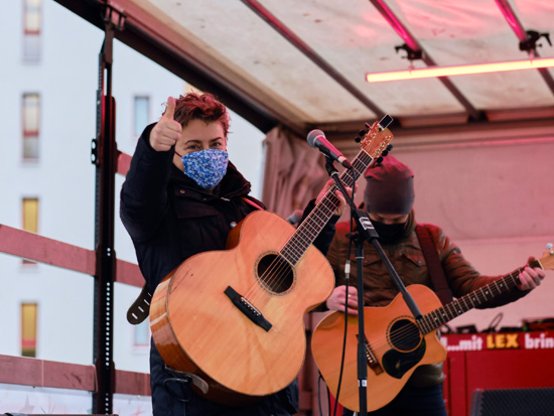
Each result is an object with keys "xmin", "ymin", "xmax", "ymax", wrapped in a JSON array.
[{"xmin": 307, "ymin": 129, "xmax": 352, "ymax": 169}]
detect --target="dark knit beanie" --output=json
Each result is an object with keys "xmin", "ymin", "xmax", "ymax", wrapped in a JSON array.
[{"xmin": 363, "ymin": 155, "xmax": 414, "ymax": 215}]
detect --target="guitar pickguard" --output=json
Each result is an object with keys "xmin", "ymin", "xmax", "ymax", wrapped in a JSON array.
[
  {"xmin": 382, "ymin": 317, "xmax": 426, "ymax": 379},
  {"xmin": 381, "ymin": 339, "xmax": 426, "ymax": 379}
]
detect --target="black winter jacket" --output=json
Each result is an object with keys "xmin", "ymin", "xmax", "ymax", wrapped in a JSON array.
[
  {"xmin": 120, "ymin": 124, "xmax": 337, "ymax": 414},
  {"xmin": 120, "ymin": 125, "xmax": 268, "ymax": 294},
  {"xmin": 121, "ymin": 125, "xmax": 336, "ymax": 294}
]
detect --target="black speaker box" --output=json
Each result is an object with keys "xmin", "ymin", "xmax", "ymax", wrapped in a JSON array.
[{"xmin": 471, "ymin": 387, "xmax": 554, "ymax": 416}]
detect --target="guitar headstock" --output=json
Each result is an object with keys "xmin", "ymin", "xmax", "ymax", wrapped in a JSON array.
[
  {"xmin": 359, "ymin": 118, "xmax": 394, "ymax": 160},
  {"xmin": 539, "ymin": 243, "xmax": 554, "ymax": 270}
]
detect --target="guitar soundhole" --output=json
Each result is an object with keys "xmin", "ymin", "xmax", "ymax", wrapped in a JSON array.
[
  {"xmin": 256, "ymin": 253, "xmax": 294, "ymax": 294},
  {"xmin": 388, "ymin": 318, "xmax": 422, "ymax": 352}
]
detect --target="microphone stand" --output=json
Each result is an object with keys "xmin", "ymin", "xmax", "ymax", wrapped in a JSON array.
[{"xmin": 324, "ymin": 158, "xmax": 423, "ymax": 416}]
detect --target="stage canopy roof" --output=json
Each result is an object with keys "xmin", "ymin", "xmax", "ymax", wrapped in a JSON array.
[{"xmin": 57, "ymin": 0, "xmax": 554, "ymax": 137}]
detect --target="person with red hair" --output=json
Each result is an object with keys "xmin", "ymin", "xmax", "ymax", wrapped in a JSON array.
[{"xmin": 121, "ymin": 92, "xmax": 344, "ymax": 415}]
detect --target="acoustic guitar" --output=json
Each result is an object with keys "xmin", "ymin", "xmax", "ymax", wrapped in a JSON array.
[
  {"xmin": 149, "ymin": 120, "xmax": 394, "ymax": 402},
  {"xmin": 311, "ymin": 250, "xmax": 553, "ymax": 412}
]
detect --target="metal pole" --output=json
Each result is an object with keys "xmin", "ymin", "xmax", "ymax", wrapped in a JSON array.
[{"xmin": 92, "ymin": 4, "xmax": 124, "ymax": 413}]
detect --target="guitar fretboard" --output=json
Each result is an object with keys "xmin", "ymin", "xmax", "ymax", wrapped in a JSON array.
[
  {"xmin": 417, "ymin": 259, "xmax": 541, "ymax": 334},
  {"xmin": 280, "ymin": 150, "xmax": 374, "ymax": 265}
]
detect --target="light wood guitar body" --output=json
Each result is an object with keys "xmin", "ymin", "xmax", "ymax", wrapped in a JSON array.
[
  {"xmin": 149, "ymin": 119, "xmax": 395, "ymax": 403},
  {"xmin": 151, "ymin": 211, "xmax": 334, "ymax": 399},
  {"xmin": 312, "ymin": 250, "xmax": 553, "ymax": 412},
  {"xmin": 311, "ymin": 285, "xmax": 446, "ymax": 412}
]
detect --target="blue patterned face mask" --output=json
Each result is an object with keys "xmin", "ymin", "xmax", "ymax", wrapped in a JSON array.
[{"xmin": 181, "ymin": 149, "xmax": 229, "ymax": 190}]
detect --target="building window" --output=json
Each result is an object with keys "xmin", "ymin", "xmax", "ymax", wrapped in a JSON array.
[
  {"xmin": 134, "ymin": 320, "xmax": 150, "ymax": 347},
  {"xmin": 22, "ymin": 93, "xmax": 40, "ymax": 160},
  {"xmin": 22, "ymin": 197, "xmax": 39, "ymax": 264},
  {"xmin": 23, "ymin": 0, "xmax": 42, "ymax": 63},
  {"xmin": 21, "ymin": 303, "xmax": 38, "ymax": 357},
  {"xmin": 133, "ymin": 96, "xmax": 150, "ymax": 138},
  {"xmin": 22, "ymin": 197, "xmax": 39, "ymax": 232}
]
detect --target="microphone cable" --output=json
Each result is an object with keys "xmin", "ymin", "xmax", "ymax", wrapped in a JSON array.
[{"xmin": 332, "ymin": 186, "xmax": 357, "ymax": 416}]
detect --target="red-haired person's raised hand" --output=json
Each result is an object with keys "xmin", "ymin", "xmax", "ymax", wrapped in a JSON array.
[{"xmin": 149, "ymin": 97, "xmax": 182, "ymax": 152}]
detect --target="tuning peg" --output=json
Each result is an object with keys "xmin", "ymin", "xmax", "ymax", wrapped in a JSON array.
[
  {"xmin": 358, "ymin": 129, "xmax": 368, "ymax": 136},
  {"xmin": 375, "ymin": 156, "xmax": 383, "ymax": 165},
  {"xmin": 381, "ymin": 150, "xmax": 389, "ymax": 157},
  {"xmin": 354, "ymin": 136, "xmax": 361, "ymax": 143},
  {"xmin": 386, "ymin": 144, "xmax": 393, "ymax": 151}
]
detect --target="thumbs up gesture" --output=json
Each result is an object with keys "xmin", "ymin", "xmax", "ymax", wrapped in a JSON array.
[{"xmin": 149, "ymin": 97, "xmax": 182, "ymax": 152}]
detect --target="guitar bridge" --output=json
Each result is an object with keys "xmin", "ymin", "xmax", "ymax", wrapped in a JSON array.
[
  {"xmin": 357, "ymin": 334, "xmax": 384, "ymax": 375},
  {"xmin": 224, "ymin": 286, "xmax": 272, "ymax": 332}
]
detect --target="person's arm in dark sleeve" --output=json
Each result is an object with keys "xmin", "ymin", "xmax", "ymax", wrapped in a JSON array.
[
  {"xmin": 120, "ymin": 123, "xmax": 173, "ymax": 243},
  {"xmin": 435, "ymin": 226, "xmax": 529, "ymax": 308}
]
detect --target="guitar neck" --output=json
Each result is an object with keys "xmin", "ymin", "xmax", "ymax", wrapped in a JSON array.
[
  {"xmin": 418, "ymin": 259, "xmax": 542, "ymax": 334},
  {"xmin": 280, "ymin": 149, "xmax": 374, "ymax": 266}
]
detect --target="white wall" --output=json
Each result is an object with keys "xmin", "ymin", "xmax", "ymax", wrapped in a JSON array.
[{"xmin": 402, "ymin": 136, "xmax": 554, "ymax": 330}]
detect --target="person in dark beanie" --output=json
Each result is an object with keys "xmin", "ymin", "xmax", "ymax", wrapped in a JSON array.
[{"xmin": 323, "ymin": 155, "xmax": 545, "ymax": 416}]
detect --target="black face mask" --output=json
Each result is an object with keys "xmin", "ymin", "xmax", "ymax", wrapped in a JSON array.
[{"xmin": 372, "ymin": 220, "xmax": 408, "ymax": 245}]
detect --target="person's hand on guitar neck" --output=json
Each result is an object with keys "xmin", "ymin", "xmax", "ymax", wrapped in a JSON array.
[
  {"xmin": 516, "ymin": 262, "xmax": 545, "ymax": 291},
  {"xmin": 325, "ymin": 263, "xmax": 546, "ymax": 315},
  {"xmin": 315, "ymin": 179, "xmax": 353, "ymax": 217}
]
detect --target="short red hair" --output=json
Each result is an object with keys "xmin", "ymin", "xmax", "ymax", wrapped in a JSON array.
[{"xmin": 171, "ymin": 92, "xmax": 230, "ymax": 136}]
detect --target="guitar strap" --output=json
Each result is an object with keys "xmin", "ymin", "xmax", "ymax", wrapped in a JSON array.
[
  {"xmin": 415, "ymin": 224, "xmax": 453, "ymax": 305},
  {"xmin": 126, "ymin": 284, "xmax": 152, "ymax": 325},
  {"xmin": 242, "ymin": 195, "xmax": 265, "ymax": 211}
]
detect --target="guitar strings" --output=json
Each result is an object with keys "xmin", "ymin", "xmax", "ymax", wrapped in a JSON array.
[
  {"xmin": 242, "ymin": 129, "xmax": 393, "ymax": 310},
  {"xmin": 329, "ymin": 271, "xmax": 524, "ymax": 354},
  {"xmin": 246, "ymin": 176, "xmax": 349, "ymax": 302},
  {"xmin": 243, "ymin": 155, "xmax": 365, "ymax": 304},
  {"xmin": 321, "ymin": 314, "xmax": 427, "ymax": 359},
  {"xmin": 243, "ymin": 183, "xmax": 344, "ymax": 303},
  {"xmin": 246, "ymin": 131, "xmax": 385, "ymax": 302},
  {"xmin": 242, "ymin": 185, "xmax": 339, "ymax": 301},
  {"xmin": 255, "ymin": 165, "xmax": 363, "ymax": 302}
]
